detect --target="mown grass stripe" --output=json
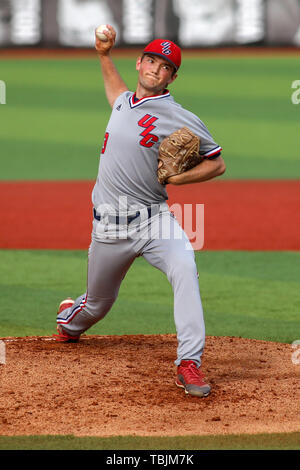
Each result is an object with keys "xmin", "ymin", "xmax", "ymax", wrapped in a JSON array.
[
  {"xmin": 0, "ymin": 432, "xmax": 299, "ymax": 450},
  {"xmin": 1, "ymin": 56, "xmax": 299, "ymax": 180},
  {"xmin": 0, "ymin": 250, "xmax": 299, "ymax": 342}
]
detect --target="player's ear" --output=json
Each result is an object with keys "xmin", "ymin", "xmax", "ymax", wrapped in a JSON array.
[
  {"xmin": 136, "ymin": 56, "xmax": 142, "ymax": 71},
  {"xmin": 167, "ymin": 72, "xmax": 178, "ymax": 85}
]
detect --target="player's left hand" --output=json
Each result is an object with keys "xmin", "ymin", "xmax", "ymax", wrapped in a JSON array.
[
  {"xmin": 157, "ymin": 127, "xmax": 201, "ymax": 185},
  {"xmin": 157, "ymin": 158, "xmax": 185, "ymax": 185}
]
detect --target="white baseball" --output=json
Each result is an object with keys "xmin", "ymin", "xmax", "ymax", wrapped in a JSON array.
[{"xmin": 96, "ymin": 24, "xmax": 109, "ymax": 42}]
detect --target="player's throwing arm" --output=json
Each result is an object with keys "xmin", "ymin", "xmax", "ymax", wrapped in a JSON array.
[{"xmin": 95, "ymin": 24, "xmax": 128, "ymax": 108}]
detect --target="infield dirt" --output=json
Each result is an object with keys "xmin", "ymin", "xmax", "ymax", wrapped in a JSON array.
[{"xmin": 0, "ymin": 334, "xmax": 299, "ymax": 437}]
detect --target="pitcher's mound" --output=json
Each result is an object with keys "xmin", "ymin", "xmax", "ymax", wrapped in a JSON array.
[{"xmin": 0, "ymin": 334, "xmax": 299, "ymax": 436}]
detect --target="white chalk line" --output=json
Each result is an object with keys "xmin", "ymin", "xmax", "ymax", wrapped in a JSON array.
[{"xmin": 0, "ymin": 337, "xmax": 56, "ymax": 343}]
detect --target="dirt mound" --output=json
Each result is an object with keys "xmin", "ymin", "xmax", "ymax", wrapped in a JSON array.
[{"xmin": 0, "ymin": 335, "xmax": 299, "ymax": 437}]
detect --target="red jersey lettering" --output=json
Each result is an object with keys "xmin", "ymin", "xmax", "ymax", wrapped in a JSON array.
[{"xmin": 138, "ymin": 114, "xmax": 158, "ymax": 148}]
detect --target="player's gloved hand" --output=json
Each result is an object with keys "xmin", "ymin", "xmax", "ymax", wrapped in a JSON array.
[
  {"xmin": 95, "ymin": 24, "xmax": 116, "ymax": 56},
  {"xmin": 157, "ymin": 127, "xmax": 202, "ymax": 185},
  {"xmin": 157, "ymin": 162, "xmax": 182, "ymax": 185}
]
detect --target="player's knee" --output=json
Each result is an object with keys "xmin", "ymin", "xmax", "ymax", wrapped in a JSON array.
[
  {"xmin": 167, "ymin": 255, "xmax": 197, "ymax": 282},
  {"xmin": 85, "ymin": 296, "xmax": 116, "ymax": 321}
]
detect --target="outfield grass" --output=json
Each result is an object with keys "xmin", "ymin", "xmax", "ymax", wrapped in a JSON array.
[
  {"xmin": 0, "ymin": 432, "xmax": 299, "ymax": 450},
  {"xmin": 1, "ymin": 56, "xmax": 299, "ymax": 180},
  {"xmin": 0, "ymin": 250, "xmax": 299, "ymax": 343}
]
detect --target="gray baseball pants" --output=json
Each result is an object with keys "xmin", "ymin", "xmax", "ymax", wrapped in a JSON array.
[{"xmin": 57, "ymin": 208, "xmax": 206, "ymax": 367}]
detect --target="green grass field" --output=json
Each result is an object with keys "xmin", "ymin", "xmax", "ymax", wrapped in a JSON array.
[
  {"xmin": 0, "ymin": 53, "xmax": 299, "ymax": 450},
  {"xmin": 0, "ymin": 55, "xmax": 299, "ymax": 180},
  {"xmin": 0, "ymin": 250, "xmax": 299, "ymax": 343},
  {"xmin": 0, "ymin": 432, "xmax": 299, "ymax": 450}
]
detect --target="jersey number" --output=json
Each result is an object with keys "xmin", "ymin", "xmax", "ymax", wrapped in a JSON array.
[
  {"xmin": 138, "ymin": 114, "xmax": 158, "ymax": 148},
  {"xmin": 101, "ymin": 132, "xmax": 109, "ymax": 154}
]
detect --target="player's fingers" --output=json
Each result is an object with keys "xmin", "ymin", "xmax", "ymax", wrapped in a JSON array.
[
  {"xmin": 104, "ymin": 26, "xmax": 116, "ymax": 46},
  {"xmin": 106, "ymin": 24, "xmax": 116, "ymax": 40},
  {"xmin": 101, "ymin": 26, "xmax": 115, "ymax": 45},
  {"xmin": 97, "ymin": 24, "xmax": 113, "ymax": 40}
]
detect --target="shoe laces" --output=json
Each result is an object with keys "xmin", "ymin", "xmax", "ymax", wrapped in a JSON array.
[
  {"xmin": 53, "ymin": 326, "xmax": 75, "ymax": 342},
  {"xmin": 179, "ymin": 360, "xmax": 206, "ymax": 385},
  {"xmin": 53, "ymin": 327, "xmax": 68, "ymax": 341}
]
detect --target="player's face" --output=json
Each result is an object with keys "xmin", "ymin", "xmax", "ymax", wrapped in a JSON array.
[{"xmin": 136, "ymin": 54, "xmax": 177, "ymax": 95}]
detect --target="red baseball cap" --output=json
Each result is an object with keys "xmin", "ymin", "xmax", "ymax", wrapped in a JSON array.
[{"xmin": 143, "ymin": 39, "xmax": 181, "ymax": 71}]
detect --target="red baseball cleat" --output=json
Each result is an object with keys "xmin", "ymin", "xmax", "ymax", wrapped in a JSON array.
[
  {"xmin": 175, "ymin": 360, "xmax": 211, "ymax": 397},
  {"xmin": 53, "ymin": 298, "xmax": 80, "ymax": 343}
]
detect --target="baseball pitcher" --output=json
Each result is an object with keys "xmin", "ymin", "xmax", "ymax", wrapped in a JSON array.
[{"xmin": 54, "ymin": 25, "xmax": 225, "ymax": 398}]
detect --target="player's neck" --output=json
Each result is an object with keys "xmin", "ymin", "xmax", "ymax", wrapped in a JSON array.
[{"xmin": 135, "ymin": 84, "xmax": 168, "ymax": 100}]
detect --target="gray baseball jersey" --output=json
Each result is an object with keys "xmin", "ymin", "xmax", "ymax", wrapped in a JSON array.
[
  {"xmin": 92, "ymin": 90, "xmax": 222, "ymax": 211},
  {"xmin": 57, "ymin": 89, "xmax": 222, "ymax": 369}
]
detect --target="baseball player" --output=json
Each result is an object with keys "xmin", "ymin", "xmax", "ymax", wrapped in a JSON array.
[{"xmin": 54, "ymin": 25, "xmax": 225, "ymax": 398}]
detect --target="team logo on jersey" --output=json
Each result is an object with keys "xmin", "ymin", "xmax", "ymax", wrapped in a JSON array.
[
  {"xmin": 161, "ymin": 41, "xmax": 172, "ymax": 55},
  {"xmin": 138, "ymin": 114, "xmax": 159, "ymax": 148}
]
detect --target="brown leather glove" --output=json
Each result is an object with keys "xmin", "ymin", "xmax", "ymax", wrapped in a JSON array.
[{"xmin": 157, "ymin": 127, "xmax": 202, "ymax": 184}]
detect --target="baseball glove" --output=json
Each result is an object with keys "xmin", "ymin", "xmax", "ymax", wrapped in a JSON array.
[{"xmin": 157, "ymin": 127, "xmax": 202, "ymax": 184}]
